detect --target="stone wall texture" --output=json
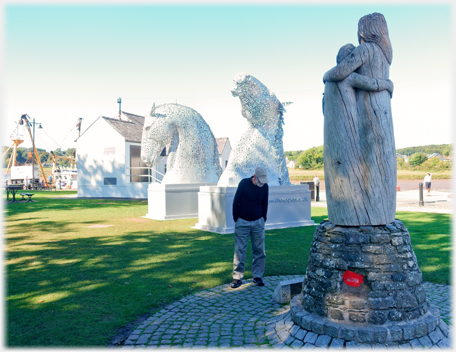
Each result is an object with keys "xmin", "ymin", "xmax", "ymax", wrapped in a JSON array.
[{"xmin": 290, "ymin": 219, "xmax": 443, "ymax": 344}]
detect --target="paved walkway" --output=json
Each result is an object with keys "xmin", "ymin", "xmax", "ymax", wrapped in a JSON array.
[
  {"xmin": 311, "ymin": 190, "xmax": 452, "ymax": 214},
  {"xmin": 121, "ymin": 276, "xmax": 452, "ymax": 349}
]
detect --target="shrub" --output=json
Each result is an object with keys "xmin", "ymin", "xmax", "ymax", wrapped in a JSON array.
[
  {"xmin": 296, "ymin": 145, "xmax": 324, "ymax": 170},
  {"xmin": 409, "ymin": 153, "xmax": 427, "ymax": 167}
]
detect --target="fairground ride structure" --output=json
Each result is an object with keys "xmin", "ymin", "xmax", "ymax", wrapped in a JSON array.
[
  {"xmin": 3, "ymin": 115, "xmax": 83, "ymax": 189},
  {"xmin": 3, "ymin": 114, "xmax": 49, "ymax": 188}
]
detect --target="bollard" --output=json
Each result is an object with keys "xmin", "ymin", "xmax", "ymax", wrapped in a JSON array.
[
  {"xmin": 419, "ymin": 182, "xmax": 424, "ymax": 206},
  {"xmin": 316, "ymin": 184, "xmax": 320, "ymax": 202}
]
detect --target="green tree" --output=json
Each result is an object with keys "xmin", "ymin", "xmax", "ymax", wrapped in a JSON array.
[
  {"xmin": 409, "ymin": 153, "xmax": 427, "ymax": 167},
  {"xmin": 442, "ymin": 145, "xmax": 452, "ymax": 157},
  {"xmin": 397, "ymin": 144, "xmax": 452, "ymax": 156},
  {"xmin": 296, "ymin": 145, "xmax": 324, "ymax": 170}
]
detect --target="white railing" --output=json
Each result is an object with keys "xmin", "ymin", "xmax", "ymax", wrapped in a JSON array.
[{"xmin": 126, "ymin": 167, "xmax": 165, "ymax": 184}]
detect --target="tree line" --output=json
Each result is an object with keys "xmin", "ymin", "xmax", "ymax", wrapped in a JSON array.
[
  {"xmin": 2, "ymin": 147, "xmax": 76, "ymax": 168},
  {"xmin": 287, "ymin": 144, "xmax": 452, "ymax": 171},
  {"xmin": 396, "ymin": 144, "xmax": 452, "ymax": 157}
]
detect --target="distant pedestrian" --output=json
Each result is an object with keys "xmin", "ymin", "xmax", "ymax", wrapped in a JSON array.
[
  {"xmin": 424, "ymin": 172, "xmax": 432, "ymax": 195},
  {"xmin": 231, "ymin": 167, "xmax": 269, "ymax": 289},
  {"xmin": 313, "ymin": 175, "xmax": 320, "ymax": 187},
  {"xmin": 70, "ymin": 179, "xmax": 73, "ymax": 189}
]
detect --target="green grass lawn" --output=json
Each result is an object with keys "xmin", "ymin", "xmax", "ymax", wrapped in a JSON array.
[{"xmin": 4, "ymin": 191, "xmax": 452, "ymax": 346}]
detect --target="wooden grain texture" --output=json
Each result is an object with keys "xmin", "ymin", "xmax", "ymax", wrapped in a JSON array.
[{"xmin": 323, "ymin": 41, "xmax": 396, "ymax": 226}]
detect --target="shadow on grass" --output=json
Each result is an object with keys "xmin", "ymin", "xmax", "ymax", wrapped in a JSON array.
[
  {"xmin": 6, "ymin": 225, "xmax": 232, "ymax": 346},
  {"xmin": 4, "ymin": 196, "xmax": 147, "ymax": 217},
  {"xmin": 6, "ymin": 207, "xmax": 325, "ymax": 347},
  {"xmin": 5, "ymin": 201, "xmax": 450, "ymax": 347}
]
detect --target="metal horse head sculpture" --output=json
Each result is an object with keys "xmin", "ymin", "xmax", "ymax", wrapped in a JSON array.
[
  {"xmin": 217, "ymin": 73, "xmax": 291, "ymax": 187},
  {"xmin": 141, "ymin": 103, "xmax": 222, "ymax": 184}
]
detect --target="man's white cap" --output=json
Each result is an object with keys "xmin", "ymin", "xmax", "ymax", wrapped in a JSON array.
[{"xmin": 255, "ymin": 166, "xmax": 269, "ymax": 184}]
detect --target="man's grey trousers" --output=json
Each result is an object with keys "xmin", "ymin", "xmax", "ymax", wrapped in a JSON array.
[{"xmin": 233, "ymin": 217, "xmax": 266, "ymax": 280}]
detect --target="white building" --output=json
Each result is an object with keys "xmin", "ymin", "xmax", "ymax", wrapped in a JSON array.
[
  {"xmin": 286, "ymin": 158, "xmax": 297, "ymax": 169},
  {"xmin": 77, "ymin": 111, "xmax": 166, "ymax": 198},
  {"xmin": 77, "ymin": 111, "xmax": 230, "ymax": 199},
  {"xmin": 216, "ymin": 137, "xmax": 231, "ymax": 171},
  {"xmin": 396, "ymin": 153, "xmax": 409, "ymax": 163}
]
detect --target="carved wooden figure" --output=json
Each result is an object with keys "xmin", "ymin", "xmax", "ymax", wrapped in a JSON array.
[{"xmin": 323, "ymin": 13, "xmax": 396, "ymax": 226}]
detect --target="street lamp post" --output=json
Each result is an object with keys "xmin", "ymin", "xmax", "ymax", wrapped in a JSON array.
[{"xmin": 31, "ymin": 118, "xmax": 43, "ymax": 190}]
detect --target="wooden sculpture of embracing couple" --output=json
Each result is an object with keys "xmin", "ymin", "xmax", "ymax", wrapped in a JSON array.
[{"xmin": 323, "ymin": 12, "xmax": 397, "ymax": 227}]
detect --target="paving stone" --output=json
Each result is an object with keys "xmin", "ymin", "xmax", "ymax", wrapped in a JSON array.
[
  {"xmin": 385, "ymin": 343, "xmax": 399, "ymax": 349},
  {"xmin": 358, "ymin": 327, "xmax": 374, "ymax": 343},
  {"xmin": 398, "ymin": 343, "xmax": 412, "ymax": 349},
  {"xmin": 289, "ymin": 339, "xmax": 303, "ymax": 348},
  {"xmin": 417, "ymin": 335, "xmax": 433, "ymax": 348},
  {"xmin": 245, "ymin": 337, "xmax": 258, "ymax": 344},
  {"xmin": 409, "ymin": 338, "xmax": 422, "ymax": 348},
  {"xmin": 439, "ymin": 321, "xmax": 450, "ymax": 337},
  {"xmin": 303, "ymin": 332, "xmax": 318, "ymax": 344},
  {"xmin": 429, "ymin": 327, "xmax": 445, "ymax": 344},
  {"xmin": 278, "ymin": 329, "xmax": 290, "ymax": 341},
  {"xmin": 345, "ymin": 341, "xmax": 360, "ymax": 349},
  {"xmin": 315, "ymin": 335, "xmax": 331, "ymax": 347},
  {"xmin": 290, "ymin": 325, "xmax": 300, "ymax": 337},
  {"xmin": 330, "ymin": 338, "xmax": 345, "ymax": 349},
  {"xmin": 284, "ymin": 336, "xmax": 295, "ymax": 345},
  {"xmin": 123, "ymin": 277, "xmax": 451, "ymax": 350},
  {"xmin": 301, "ymin": 343, "xmax": 315, "ymax": 349},
  {"xmin": 294, "ymin": 329, "xmax": 307, "ymax": 341},
  {"xmin": 272, "ymin": 342, "xmax": 286, "ymax": 348},
  {"xmin": 232, "ymin": 340, "xmax": 244, "ymax": 346},
  {"xmin": 311, "ymin": 318, "xmax": 325, "ymax": 335},
  {"xmin": 437, "ymin": 337, "xmax": 452, "ymax": 348},
  {"xmin": 324, "ymin": 322, "xmax": 340, "ymax": 338}
]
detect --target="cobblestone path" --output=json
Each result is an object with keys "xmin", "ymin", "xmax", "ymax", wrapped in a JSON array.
[{"xmin": 121, "ymin": 276, "xmax": 451, "ymax": 349}]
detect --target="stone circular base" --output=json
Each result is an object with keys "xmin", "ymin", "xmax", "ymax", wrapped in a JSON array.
[
  {"xmin": 290, "ymin": 293, "xmax": 445, "ymax": 345},
  {"xmin": 289, "ymin": 218, "xmax": 450, "ymax": 346}
]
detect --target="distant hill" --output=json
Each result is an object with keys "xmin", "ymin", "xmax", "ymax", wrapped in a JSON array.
[{"xmin": 396, "ymin": 144, "xmax": 452, "ymax": 157}]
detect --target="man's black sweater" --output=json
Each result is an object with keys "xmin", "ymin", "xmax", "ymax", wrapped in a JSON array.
[{"xmin": 233, "ymin": 176, "xmax": 269, "ymax": 222}]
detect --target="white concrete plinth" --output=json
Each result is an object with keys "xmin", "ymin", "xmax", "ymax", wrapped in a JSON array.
[
  {"xmin": 144, "ymin": 183, "xmax": 216, "ymax": 220},
  {"xmin": 194, "ymin": 184, "xmax": 315, "ymax": 234}
]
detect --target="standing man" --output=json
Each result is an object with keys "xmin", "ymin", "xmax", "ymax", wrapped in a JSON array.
[
  {"xmin": 424, "ymin": 172, "xmax": 432, "ymax": 196},
  {"xmin": 231, "ymin": 167, "xmax": 269, "ymax": 289}
]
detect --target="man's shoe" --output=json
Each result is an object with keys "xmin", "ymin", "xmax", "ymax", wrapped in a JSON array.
[
  {"xmin": 230, "ymin": 279, "xmax": 242, "ymax": 288},
  {"xmin": 253, "ymin": 277, "xmax": 265, "ymax": 286}
]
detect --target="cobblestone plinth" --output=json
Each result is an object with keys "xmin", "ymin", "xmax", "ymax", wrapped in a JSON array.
[
  {"xmin": 120, "ymin": 275, "xmax": 451, "ymax": 349},
  {"xmin": 300, "ymin": 220, "xmax": 430, "ymax": 327}
]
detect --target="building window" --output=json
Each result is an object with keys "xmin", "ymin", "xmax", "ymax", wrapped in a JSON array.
[
  {"xmin": 104, "ymin": 177, "xmax": 117, "ymax": 185},
  {"xmin": 225, "ymin": 160, "xmax": 228, "ymax": 167},
  {"xmin": 130, "ymin": 145, "xmax": 149, "ymax": 183}
]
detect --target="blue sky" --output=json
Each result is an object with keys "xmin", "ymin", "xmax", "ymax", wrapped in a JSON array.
[{"xmin": 3, "ymin": 2, "xmax": 453, "ymax": 152}]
